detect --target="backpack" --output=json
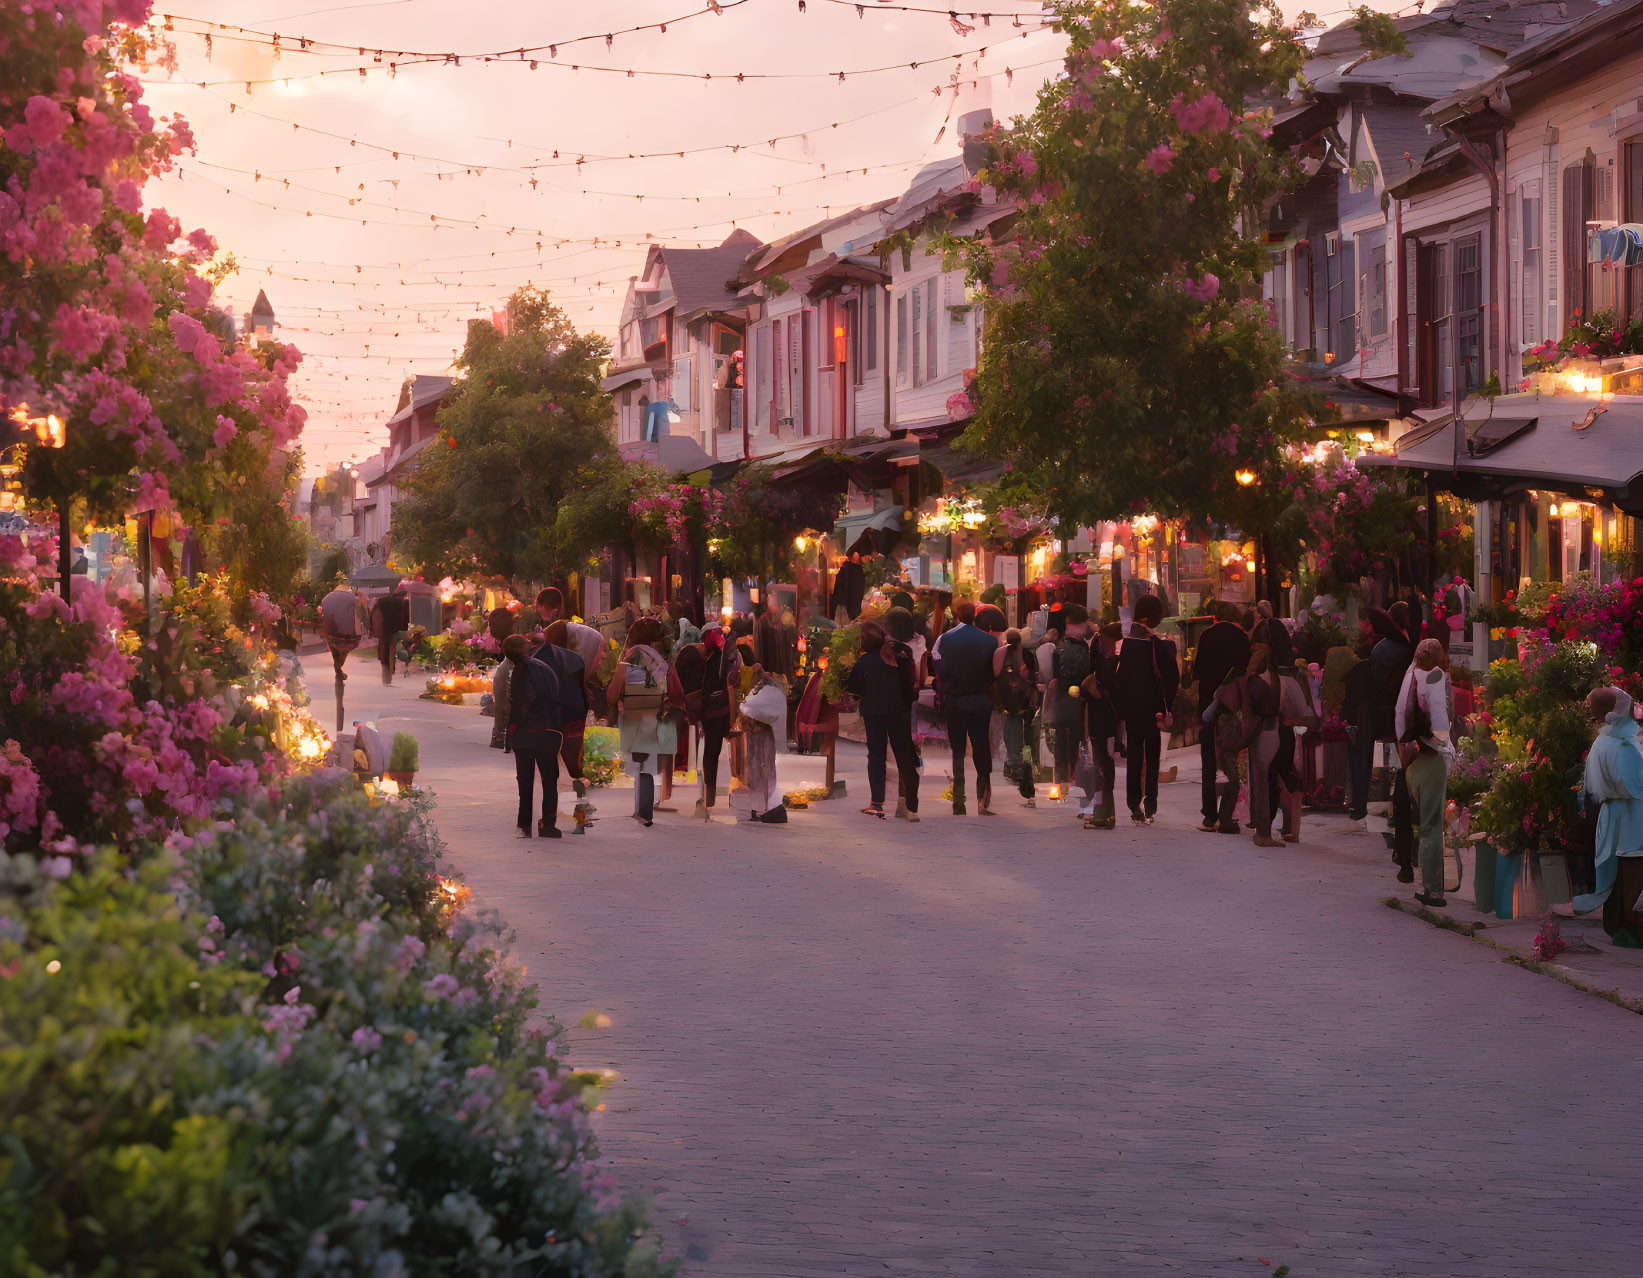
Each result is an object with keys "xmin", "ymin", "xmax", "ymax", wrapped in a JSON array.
[
  {"xmin": 997, "ymin": 645, "xmax": 1034, "ymax": 715},
  {"xmin": 1052, "ymin": 638, "xmax": 1093, "ymax": 724}
]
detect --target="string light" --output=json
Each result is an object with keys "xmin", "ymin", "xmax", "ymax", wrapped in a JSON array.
[
  {"xmin": 158, "ymin": 1, "xmax": 751, "ymax": 64},
  {"xmin": 144, "ymin": 25, "xmax": 1048, "ymax": 89}
]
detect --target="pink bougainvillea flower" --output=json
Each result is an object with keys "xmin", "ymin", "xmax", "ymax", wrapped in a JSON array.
[{"xmin": 1143, "ymin": 143, "xmax": 1175, "ymax": 175}]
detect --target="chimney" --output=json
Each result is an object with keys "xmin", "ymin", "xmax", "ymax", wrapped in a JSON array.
[{"xmin": 959, "ymin": 109, "xmax": 995, "ymax": 178}]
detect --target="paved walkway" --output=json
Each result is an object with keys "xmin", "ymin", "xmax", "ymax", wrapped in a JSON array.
[{"xmin": 311, "ymin": 658, "xmax": 1643, "ymax": 1276}]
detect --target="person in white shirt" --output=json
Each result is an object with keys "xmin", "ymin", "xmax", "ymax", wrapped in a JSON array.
[{"xmin": 1395, "ymin": 638, "xmax": 1455, "ymax": 907}]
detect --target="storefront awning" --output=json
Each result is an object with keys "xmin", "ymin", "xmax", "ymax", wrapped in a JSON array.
[
  {"xmin": 1358, "ymin": 393, "xmax": 1643, "ymax": 510},
  {"xmin": 917, "ymin": 443, "xmax": 1008, "ymax": 486},
  {"xmin": 834, "ymin": 505, "xmax": 905, "ymax": 540}
]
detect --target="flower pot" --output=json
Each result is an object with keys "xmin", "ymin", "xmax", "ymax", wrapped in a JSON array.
[
  {"xmin": 1493, "ymin": 850, "xmax": 1524, "ymax": 920},
  {"xmin": 387, "ymin": 770, "xmax": 416, "ymax": 788},
  {"xmin": 1473, "ymin": 839, "xmax": 1497, "ymax": 914}
]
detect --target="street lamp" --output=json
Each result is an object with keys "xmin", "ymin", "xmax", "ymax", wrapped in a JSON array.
[{"xmin": 10, "ymin": 405, "xmax": 70, "ymax": 600}]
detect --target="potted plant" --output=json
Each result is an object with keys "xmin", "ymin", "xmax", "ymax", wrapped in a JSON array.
[{"xmin": 387, "ymin": 731, "xmax": 420, "ymax": 787}]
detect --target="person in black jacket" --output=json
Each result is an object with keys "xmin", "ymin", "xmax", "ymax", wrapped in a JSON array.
[
  {"xmin": 848, "ymin": 620, "xmax": 921, "ymax": 820},
  {"xmin": 502, "ymin": 634, "xmax": 564, "ymax": 839},
  {"xmin": 1113, "ymin": 594, "xmax": 1180, "ymax": 824},
  {"xmin": 1192, "ymin": 602, "xmax": 1251, "ymax": 832}
]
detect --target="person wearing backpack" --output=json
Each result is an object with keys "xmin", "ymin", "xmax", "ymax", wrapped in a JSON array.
[
  {"xmin": 994, "ymin": 628, "xmax": 1040, "ymax": 805},
  {"xmin": 1049, "ymin": 604, "xmax": 1093, "ymax": 803},
  {"xmin": 676, "ymin": 625, "xmax": 742, "ymax": 822}
]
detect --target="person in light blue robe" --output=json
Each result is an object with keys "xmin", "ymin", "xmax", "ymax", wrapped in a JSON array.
[{"xmin": 1572, "ymin": 688, "xmax": 1643, "ymax": 933}]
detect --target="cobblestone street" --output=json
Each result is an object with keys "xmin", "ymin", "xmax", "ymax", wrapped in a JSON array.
[{"xmin": 318, "ymin": 667, "xmax": 1643, "ymax": 1276}]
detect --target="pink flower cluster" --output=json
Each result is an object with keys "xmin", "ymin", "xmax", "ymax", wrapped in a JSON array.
[{"xmin": 1, "ymin": 1, "xmax": 307, "ymax": 518}]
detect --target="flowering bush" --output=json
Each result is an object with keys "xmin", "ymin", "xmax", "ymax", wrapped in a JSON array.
[
  {"xmin": 1541, "ymin": 573, "xmax": 1643, "ymax": 672},
  {"xmin": 630, "ymin": 482, "xmax": 724, "ymax": 551},
  {"xmin": 1, "ymin": 778, "xmax": 665, "ymax": 1274},
  {"xmin": 1468, "ymin": 641, "xmax": 1609, "ymax": 857},
  {"xmin": 1, "ymin": 1, "xmax": 307, "ymax": 544},
  {"xmin": 580, "ymin": 725, "xmax": 624, "ymax": 789},
  {"xmin": 1282, "ymin": 456, "xmax": 1419, "ymax": 594}
]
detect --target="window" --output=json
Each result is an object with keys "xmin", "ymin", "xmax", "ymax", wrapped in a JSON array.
[
  {"xmin": 1455, "ymin": 233, "xmax": 1483, "ymax": 395},
  {"xmin": 799, "ymin": 308, "xmax": 814, "ymax": 436},
  {"xmin": 1562, "ymin": 157, "xmax": 1593, "ymax": 330},
  {"xmin": 1625, "ymin": 141, "xmax": 1643, "ymax": 322},
  {"xmin": 754, "ymin": 324, "xmax": 772, "ymax": 434},
  {"xmin": 865, "ymin": 288, "xmax": 879, "ymax": 373},
  {"xmin": 818, "ymin": 298, "xmax": 835, "ymax": 371},
  {"xmin": 924, "ymin": 278, "xmax": 938, "ymax": 383},
  {"xmin": 774, "ymin": 317, "xmax": 790, "ymax": 431},
  {"xmin": 898, "ymin": 280, "xmax": 941, "ymax": 388},
  {"xmin": 1323, "ymin": 233, "xmax": 1355, "ymax": 359},
  {"xmin": 910, "ymin": 284, "xmax": 923, "ymax": 386},
  {"xmin": 1357, "ymin": 227, "xmax": 1387, "ymax": 339},
  {"xmin": 1520, "ymin": 184, "xmax": 1543, "ymax": 347},
  {"xmin": 895, "ymin": 292, "xmax": 909, "ymax": 389},
  {"xmin": 671, "ymin": 356, "xmax": 692, "ymax": 412},
  {"xmin": 1265, "ymin": 253, "xmax": 1289, "ymax": 342}
]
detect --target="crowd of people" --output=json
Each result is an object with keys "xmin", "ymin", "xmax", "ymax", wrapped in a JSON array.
[{"xmin": 477, "ymin": 587, "xmax": 1467, "ymax": 897}]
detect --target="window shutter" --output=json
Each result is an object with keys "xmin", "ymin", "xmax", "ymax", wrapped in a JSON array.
[
  {"xmin": 1508, "ymin": 188, "xmax": 1521, "ymax": 368},
  {"xmin": 1403, "ymin": 237, "xmax": 1419, "ymax": 397},
  {"xmin": 1546, "ymin": 144, "xmax": 1560, "ymax": 336}
]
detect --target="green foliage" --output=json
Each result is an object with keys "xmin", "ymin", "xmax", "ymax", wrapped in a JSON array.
[
  {"xmin": 0, "ymin": 851, "xmax": 263, "ymax": 1273},
  {"xmin": 316, "ymin": 547, "xmax": 351, "ymax": 583},
  {"xmin": 1351, "ymin": 5, "xmax": 1409, "ymax": 59},
  {"xmin": 395, "ymin": 287, "xmax": 619, "ymax": 587},
  {"xmin": 580, "ymin": 725, "xmax": 624, "ymax": 789},
  {"xmin": 388, "ymin": 731, "xmax": 420, "ymax": 773},
  {"xmin": 1471, "ymin": 641, "xmax": 1610, "ymax": 856},
  {"xmin": 820, "ymin": 624, "xmax": 862, "ymax": 705},
  {"xmin": 942, "ymin": 0, "xmax": 1316, "ymax": 530},
  {"xmin": 0, "ymin": 780, "xmax": 668, "ymax": 1275},
  {"xmin": 202, "ymin": 447, "xmax": 310, "ymax": 602}
]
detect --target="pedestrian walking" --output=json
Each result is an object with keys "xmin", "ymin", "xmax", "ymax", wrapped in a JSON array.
[
  {"xmin": 849, "ymin": 620, "xmax": 921, "ymax": 821},
  {"xmin": 994, "ymin": 628, "xmax": 1039, "ymax": 806},
  {"xmin": 930, "ymin": 600, "xmax": 998, "ymax": 815},
  {"xmin": 1192, "ymin": 602, "xmax": 1250, "ymax": 833},
  {"xmin": 1253, "ymin": 605, "xmax": 1304, "ymax": 843},
  {"xmin": 613, "ymin": 616, "xmax": 674, "ymax": 827},
  {"xmin": 1047, "ymin": 604, "xmax": 1091, "ymax": 802},
  {"xmin": 1113, "ymin": 594, "xmax": 1179, "ymax": 824},
  {"xmin": 675, "ymin": 623, "xmax": 742, "ymax": 822},
  {"xmin": 737, "ymin": 666, "xmax": 789, "ymax": 823},
  {"xmin": 319, "ymin": 574, "xmax": 360, "ymax": 676},
  {"xmin": 1080, "ymin": 622, "xmax": 1122, "ymax": 829},
  {"xmin": 371, "ymin": 583, "xmax": 411, "ymax": 684},
  {"xmin": 538, "ymin": 620, "xmax": 591, "ymax": 806},
  {"xmin": 498, "ymin": 634, "xmax": 565, "ymax": 840},
  {"xmin": 1243, "ymin": 642, "xmax": 1284, "ymax": 848},
  {"xmin": 1367, "ymin": 606, "xmax": 1418, "ymax": 881},
  {"xmin": 1396, "ymin": 638, "xmax": 1456, "ymax": 907}
]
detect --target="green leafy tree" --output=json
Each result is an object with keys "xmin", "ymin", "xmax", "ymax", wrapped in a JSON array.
[
  {"xmin": 941, "ymin": 0, "xmax": 1317, "ymax": 543},
  {"xmin": 394, "ymin": 287, "xmax": 618, "ymax": 588}
]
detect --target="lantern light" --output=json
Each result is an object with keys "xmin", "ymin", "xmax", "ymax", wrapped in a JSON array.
[
  {"xmin": 794, "ymin": 535, "xmax": 808, "ymax": 552},
  {"xmin": 1355, "ymin": 430, "xmax": 1375, "ymax": 443},
  {"xmin": 1235, "ymin": 468, "xmax": 1256, "ymax": 486}
]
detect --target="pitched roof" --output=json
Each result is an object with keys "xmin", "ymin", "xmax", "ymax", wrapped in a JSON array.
[
  {"xmin": 249, "ymin": 289, "xmax": 275, "ymax": 319},
  {"xmin": 659, "ymin": 228, "xmax": 762, "ymax": 316},
  {"xmin": 387, "ymin": 374, "xmax": 455, "ymax": 426}
]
